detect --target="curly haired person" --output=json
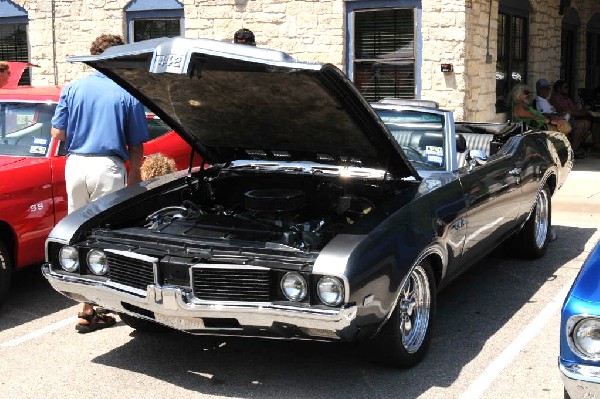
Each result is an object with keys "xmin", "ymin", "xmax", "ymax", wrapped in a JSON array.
[{"xmin": 141, "ymin": 153, "xmax": 176, "ymax": 181}]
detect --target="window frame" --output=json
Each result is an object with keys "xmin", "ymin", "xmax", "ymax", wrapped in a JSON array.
[
  {"xmin": 345, "ymin": 0, "xmax": 422, "ymax": 100},
  {"xmin": 124, "ymin": 0, "xmax": 185, "ymax": 43},
  {"xmin": 0, "ymin": 1, "xmax": 29, "ymax": 85},
  {"xmin": 496, "ymin": 0, "xmax": 531, "ymax": 114}
]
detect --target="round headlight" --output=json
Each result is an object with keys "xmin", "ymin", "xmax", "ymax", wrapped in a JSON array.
[
  {"xmin": 59, "ymin": 246, "xmax": 79, "ymax": 272},
  {"xmin": 317, "ymin": 276, "xmax": 344, "ymax": 306},
  {"xmin": 280, "ymin": 272, "xmax": 307, "ymax": 302},
  {"xmin": 573, "ymin": 318, "xmax": 600, "ymax": 359},
  {"xmin": 87, "ymin": 249, "xmax": 108, "ymax": 275}
]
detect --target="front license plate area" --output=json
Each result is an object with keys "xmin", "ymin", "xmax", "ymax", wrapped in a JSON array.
[{"xmin": 154, "ymin": 315, "xmax": 205, "ymax": 330}]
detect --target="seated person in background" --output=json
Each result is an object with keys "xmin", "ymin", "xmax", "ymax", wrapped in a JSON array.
[
  {"xmin": 509, "ymin": 84, "xmax": 585, "ymax": 158},
  {"xmin": 140, "ymin": 153, "xmax": 176, "ymax": 181},
  {"xmin": 551, "ymin": 79, "xmax": 600, "ymax": 152},
  {"xmin": 535, "ymin": 79, "xmax": 563, "ymax": 117}
]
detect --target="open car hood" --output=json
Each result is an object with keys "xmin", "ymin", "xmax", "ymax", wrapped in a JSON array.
[{"xmin": 68, "ymin": 37, "xmax": 419, "ymax": 179}]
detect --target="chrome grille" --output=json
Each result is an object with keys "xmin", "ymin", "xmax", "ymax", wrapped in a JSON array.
[
  {"xmin": 191, "ymin": 267, "xmax": 273, "ymax": 301},
  {"xmin": 106, "ymin": 252, "xmax": 155, "ymax": 292}
]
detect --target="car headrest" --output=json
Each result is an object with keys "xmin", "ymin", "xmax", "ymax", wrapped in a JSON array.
[
  {"xmin": 456, "ymin": 134, "xmax": 467, "ymax": 153},
  {"xmin": 418, "ymin": 132, "xmax": 444, "ymax": 150}
]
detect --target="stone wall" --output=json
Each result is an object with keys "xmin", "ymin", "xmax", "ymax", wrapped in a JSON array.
[
  {"xmin": 9, "ymin": 0, "xmax": 600, "ymax": 123},
  {"xmin": 22, "ymin": 0, "xmax": 130, "ymax": 84},
  {"xmin": 463, "ymin": 0, "xmax": 498, "ymax": 122},
  {"xmin": 529, "ymin": 0, "xmax": 563, "ymax": 88},
  {"xmin": 420, "ymin": 1, "xmax": 467, "ymax": 121},
  {"xmin": 15, "ymin": 0, "xmax": 346, "ymax": 86}
]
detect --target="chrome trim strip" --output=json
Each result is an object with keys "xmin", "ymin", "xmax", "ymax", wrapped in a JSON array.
[{"xmin": 191, "ymin": 264, "xmax": 270, "ymax": 270}]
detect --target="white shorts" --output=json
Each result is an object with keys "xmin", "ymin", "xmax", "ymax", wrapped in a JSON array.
[{"xmin": 65, "ymin": 154, "xmax": 126, "ymax": 214}]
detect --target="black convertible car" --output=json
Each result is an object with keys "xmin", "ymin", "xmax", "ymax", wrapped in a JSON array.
[{"xmin": 43, "ymin": 37, "xmax": 572, "ymax": 368}]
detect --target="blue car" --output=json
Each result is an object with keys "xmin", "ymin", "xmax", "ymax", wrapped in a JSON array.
[{"xmin": 560, "ymin": 242, "xmax": 600, "ymax": 398}]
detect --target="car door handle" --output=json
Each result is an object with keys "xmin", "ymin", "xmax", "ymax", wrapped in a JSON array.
[{"xmin": 508, "ymin": 167, "xmax": 522, "ymax": 176}]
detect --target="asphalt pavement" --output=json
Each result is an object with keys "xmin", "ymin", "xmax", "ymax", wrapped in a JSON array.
[{"xmin": 552, "ymin": 149, "xmax": 600, "ymax": 224}]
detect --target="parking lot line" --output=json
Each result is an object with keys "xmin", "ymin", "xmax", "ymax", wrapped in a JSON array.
[
  {"xmin": 457, "ymin": 280, "xmax": 573, "ymax": 399},
  {"xmin": 1, "ymin": 316, "xmax": 78, "ymax": 348}
]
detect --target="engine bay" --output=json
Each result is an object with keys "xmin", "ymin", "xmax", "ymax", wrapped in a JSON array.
[{"xmin": 137, "ymin": 170, "xmax": 411, "ymax": 252}]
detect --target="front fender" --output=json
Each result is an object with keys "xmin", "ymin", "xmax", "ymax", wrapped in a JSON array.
[
  {"xmin": 341, "ymin": 198, "xmax": 449, "ymax": 333},
  {"xmin": 45, "ymin": 171, "xmax": 187, "ymax": 246}
]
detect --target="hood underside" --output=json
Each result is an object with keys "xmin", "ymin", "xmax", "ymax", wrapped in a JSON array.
[{"xmin": 68, "ymin": 37, "xmax": 418, "ymax": 179}]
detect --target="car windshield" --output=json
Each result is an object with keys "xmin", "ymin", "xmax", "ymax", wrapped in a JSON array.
[
  {"xmin": 144, "ymin": 108, "xmax": 172, "ymax": 139},
  {"xmin": 0, "ymin": 102, "xmax": 56, "ymax": 157},
  {"xmin": 376, "ymin": 109, "xmax": 446, "ymax": 172}
]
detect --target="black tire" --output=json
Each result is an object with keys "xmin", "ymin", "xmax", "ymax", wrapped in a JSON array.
[
  {"xmin": 0, "ymin": 241, "xmax": 13, "ymax": 309},
  {"xmin": 366, "ymin": 259, "xmax": 437, "ymax": 368},
  {"xmin": 118, "ymin": 312, "xmax": 167, "ymax": 333},
  {"xmin": 507, "ymin": 184, "xmax": 551, "ymax": 259}
]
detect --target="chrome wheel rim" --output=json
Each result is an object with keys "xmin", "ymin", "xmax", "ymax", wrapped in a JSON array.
[
  {"xmin": 398, "ymin": 265, "xmax": 431, "ymax": 353},
  {"xmin": 533, "ymin": 189, "xmax": 549, "ymax": 249}
]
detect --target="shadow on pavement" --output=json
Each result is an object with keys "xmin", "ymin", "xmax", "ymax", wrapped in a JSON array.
[
  {"xmin": 90, "ymin": 224, "xmax": 595, "ymax": 398},
  {"xmin": 0, "ymin": 264, "xmax": 76, "ymax": 330}
]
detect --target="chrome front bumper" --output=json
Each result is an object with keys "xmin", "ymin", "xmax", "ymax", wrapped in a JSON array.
[
  {"xmin": 42, "ymin": 264, "xmax": 358, "ymax": 340},
  {"xmin": 559, "ymin": 358, "xmax": 600, "ymax": 398}
]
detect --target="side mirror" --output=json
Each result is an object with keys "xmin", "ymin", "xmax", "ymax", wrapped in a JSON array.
[{"xmin": 466, "ymin": 149, "xmax": 488, "ymax": 168}]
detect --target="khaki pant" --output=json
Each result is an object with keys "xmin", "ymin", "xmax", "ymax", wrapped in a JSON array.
[{"xmin": 65, "ymin": 154, "xmax": 126, "ymax": 214}]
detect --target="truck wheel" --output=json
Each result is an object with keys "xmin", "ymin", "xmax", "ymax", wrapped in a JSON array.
[
  {"xmin": 0, "ymin": 241, "xmax": 12, "ymax": 309},
  {"xmin": 118, "ymin": 312, "xmax": 167, "ymax": 332},
  {"xmin": 367, "ymin": 259, "xmax": 436, "ymax": 368},
  {"xmin": 508, "ymin": 184, "xmax": 551, "ymax": 259}
]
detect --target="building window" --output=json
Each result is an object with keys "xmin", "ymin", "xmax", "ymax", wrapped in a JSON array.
[
  {"xmin": 125, "ymin": 0, "xmax": 184, "ymax": 43},
  {"xmin": 0, "ymin": 1, "xmax": 29, "ymax": 85},
  {"xmin": 496, "ymin": 0, "xmax": 531, "ymax": 113},
  {"xmin": 346, "ymin": 1, "xmax": 420, "ymax": 102},
  {"xmin": 132, "ymin": 19, "xmax": 181, "ymax": 42}
]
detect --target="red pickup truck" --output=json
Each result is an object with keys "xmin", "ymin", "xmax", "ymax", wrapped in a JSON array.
[{"xmin": 0, "ymin": 85, "xmax": 198, "ymax": 306}]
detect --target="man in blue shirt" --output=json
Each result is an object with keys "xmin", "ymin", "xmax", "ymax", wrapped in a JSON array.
[{"xmin": 51, "ymin": 33, "xmax": 149, "ymax": 333}]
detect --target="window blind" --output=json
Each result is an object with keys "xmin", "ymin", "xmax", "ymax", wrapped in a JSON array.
[{"xmin": 353, "ymin": 8, "xmax": 415, "ymax": 101}]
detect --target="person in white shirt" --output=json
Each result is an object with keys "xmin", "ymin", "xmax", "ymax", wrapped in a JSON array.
[{"xmin": 535, "ymin": 79, "xmax": 563, "ymax": 116}]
